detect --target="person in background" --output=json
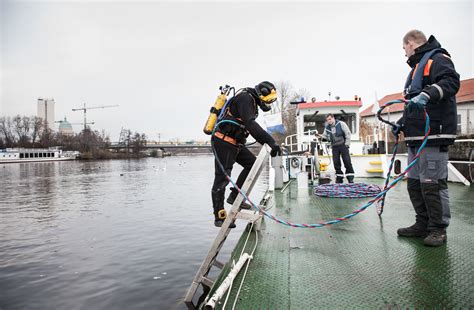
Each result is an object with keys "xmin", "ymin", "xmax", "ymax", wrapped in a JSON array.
[{"xmin": 317, "ymin": 113, "xmax": 354, "ymax": 183}]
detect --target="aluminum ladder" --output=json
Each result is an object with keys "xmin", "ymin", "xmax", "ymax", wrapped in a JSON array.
[{"xmin": 184, "ymin": 145, "xmax": 270, "ymax": 309}]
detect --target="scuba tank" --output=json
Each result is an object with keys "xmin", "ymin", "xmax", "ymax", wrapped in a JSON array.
[{"xmin": 203, "ymin": 85, "xmax": 234, "ymax": 135}]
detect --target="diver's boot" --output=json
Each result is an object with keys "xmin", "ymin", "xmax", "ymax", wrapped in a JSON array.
[
  {"xmin": 423, "ymin": 230, "xmax": 447, "ymax": 247},
  {"xmin": 214, "ymin": 209, "xmax": 236, "ymax": 228},
  {"xmin": 226, "ymin": 188, "xmax": 252, "ymax": 210},
  {"xmin": 397, "ymin": 223, "xmax": 428, "ymax": 237}
]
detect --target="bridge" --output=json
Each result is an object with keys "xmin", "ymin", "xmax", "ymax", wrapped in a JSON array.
[
  {"xmin": 106, "ymin": 142, "xmax": 259, "ymax": 155},
  {"xmin": 108, "ymin": 142, "xmax": 212, "ymax": 149}
]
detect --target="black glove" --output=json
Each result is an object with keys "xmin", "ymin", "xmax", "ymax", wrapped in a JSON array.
[
  {"xmin": 270, "ymin": 144, "xmax": 281, "ymax": 157},
  {"xmin": 391, "ymin": 124, "xmax": 403, "ymax": 137}
]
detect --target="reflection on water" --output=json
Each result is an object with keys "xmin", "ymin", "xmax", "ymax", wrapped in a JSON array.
[{"xmin": 0, "ymin": 156, "xmax": 267, "ymax": 309}]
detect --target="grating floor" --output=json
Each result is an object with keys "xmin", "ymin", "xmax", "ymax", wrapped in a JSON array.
[{"xmin": 211, "ymin": 178, "xmax": 474, "ymax": 309}]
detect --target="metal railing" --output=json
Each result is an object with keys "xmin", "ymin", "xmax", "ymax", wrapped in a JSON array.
[{"xmin": 284, "ymin": 129, "xmax": 318, "ymax": 153}]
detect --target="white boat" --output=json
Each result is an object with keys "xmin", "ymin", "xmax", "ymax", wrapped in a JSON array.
[
  {"xmin": 0, "ymin": 148, "xmax": 79, "ymax": 164},
  {"xmin": 281, "ymin": 99, "xmax": 471, "ymax": 186}
]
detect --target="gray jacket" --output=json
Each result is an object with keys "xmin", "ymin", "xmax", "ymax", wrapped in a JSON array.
[{"xmin": 321, "ymin": 121, "xmax": 351, "ymax": 147}]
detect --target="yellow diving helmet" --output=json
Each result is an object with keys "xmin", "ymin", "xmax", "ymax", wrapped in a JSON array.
[{"xmin": 255, "ymin": 81, "xmax": 277, "ymax": 112}]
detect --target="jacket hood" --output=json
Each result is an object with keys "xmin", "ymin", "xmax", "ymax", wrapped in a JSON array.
[{"xmin": 407, "ymin": 35, "xmax": 450, "ymax": 67}]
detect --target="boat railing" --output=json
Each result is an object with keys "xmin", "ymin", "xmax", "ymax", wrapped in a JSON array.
[{"xmin": 284, "ymin": 130, "xmax": 319, "ymax": 153}]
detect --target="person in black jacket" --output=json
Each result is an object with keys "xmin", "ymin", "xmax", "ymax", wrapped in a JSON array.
[
  {"xmin": 211, "ymin": 81, "xmax": 281, "ymax": 228},
  {"xmin": 393, "ymin": 30, "xmax": 460, "ymax": 246}
]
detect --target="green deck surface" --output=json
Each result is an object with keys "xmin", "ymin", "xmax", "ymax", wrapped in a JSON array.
[{"xmin": 211, "ymin": 179, "xmax": 474, "ymax": 309}]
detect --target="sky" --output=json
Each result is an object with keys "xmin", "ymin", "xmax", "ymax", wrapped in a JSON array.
[{"xmin": 1, "ymin": 0, "xmax": 473, "ymax": 142}]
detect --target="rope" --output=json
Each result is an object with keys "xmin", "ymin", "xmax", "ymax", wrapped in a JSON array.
[
  {"xmin": 221, "ymin": 221, "xmax": 254, "ymax": 309},
  {"xmin": 376, "ymin": 100, "xmax": 404, "ymax": 216},
  {"xmin": 211, "ymin": 99, "xmax": 430, "ymax": 228},
  {"xmin": 314, "ymin": 183, "xmax": 381, "ymax": 198},
  {"xmin": 231, "ymin": 223, "xmax": 258, "ymax": 310}
]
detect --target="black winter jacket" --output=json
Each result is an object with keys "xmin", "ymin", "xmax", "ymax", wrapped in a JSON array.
[
  {"xmin": 398, "ymin": 35, "xmax": 460, "ymax": 147},
  {"xmin": 218, "ymin": 90, "xmax": 276, "ymax": 147}
]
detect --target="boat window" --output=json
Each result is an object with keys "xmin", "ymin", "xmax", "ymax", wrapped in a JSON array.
[{"xmin": 20, "ymin": 153, "xmax": 24, "ymax": 158}]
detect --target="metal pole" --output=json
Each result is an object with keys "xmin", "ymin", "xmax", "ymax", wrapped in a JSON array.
[{"xmin": 83, "ymin": 103, "xmax": 87, "ymax": 131}]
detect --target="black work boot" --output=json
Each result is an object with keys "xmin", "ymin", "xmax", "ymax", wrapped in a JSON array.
[
  {"xmin": 424, "ymin": 230, "xmax": 447, "ymax": 247},
  {"xmin": 336, "ymin": 176, "xmax": 344, "ymax": 184},
  {"xmin": 397, "ymin": 223, "xmax": 428, "ymax": 237},
  {"xmin": 226, "ymin": 188, "xmax": 252, "ymax": 210},
  {"xmin": 214, "ymin": 209, "xmax": 236, "ymax": 228},
  {"xmin": 347, "ymin": 176, "xmax": 354, "ymax": 183}
]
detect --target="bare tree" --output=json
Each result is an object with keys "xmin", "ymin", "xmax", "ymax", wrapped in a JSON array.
[
  {"xmin": 0, "ymin": 117, "xmax": 16, "ymax": 147},
  {"xmin": 275, "ymin": 83, "xmax": 313, "ymax": 138},
  {"xmin": 30, "ymin": 116, "xmax": 43, "ymax": 146},
  {"xmin": 39, "ymin": 127, "xmax": 53, "ymax": 148},
  {"xmin": 292, "ymin": 88, "xmax": 312, "ymax": 103},
  {"xmin": 274, "ymin": 80, "xmax": 294, "ymax": 112},
  {"xmin": 12, "ymin": 115, "xmax": 32, "ymax": 147},
  {"xmin": 131, "ymin": 132, "xmax": 147, "ymax": 156}
]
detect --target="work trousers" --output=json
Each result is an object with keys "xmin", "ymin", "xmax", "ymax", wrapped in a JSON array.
[
  {"xmin": 332, "ymin": 144, "xmax": 354, "ymax": 183},
  {"xmin": 211, "ymin": 137, "xmax": 256, "ymax": 218},
  {"xmin": 407, "ymin": 146, "xmax": 450, "ymax": 230}
]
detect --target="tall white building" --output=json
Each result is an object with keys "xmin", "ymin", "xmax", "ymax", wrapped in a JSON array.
[{"xmin": 37, "ymin": 98, "xmax": 55, "ymax": 130}]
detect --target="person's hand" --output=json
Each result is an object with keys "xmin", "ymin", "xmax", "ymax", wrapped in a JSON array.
[
  {"xmin": 270, "ymin": 144, "xmax": 281, "ymax": 157},
  {"xmin": 406, "ymin": 92, "xmax": 429, "ymax": 113},
  {"xmin": 391, "ymin": 124, "xmax": 403, "ymax": 137}
]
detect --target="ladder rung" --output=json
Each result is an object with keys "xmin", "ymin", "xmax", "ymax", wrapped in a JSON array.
[
  {"xmin": 369, "ymin": 161, "xmax": 382, "ymax": 165},
  {"xmin": 235, "ymin": 211, "xmax": 262, "ymax": 222},
  {"xmin": 201, "ymin": 276, "xmax": 214, "ymax": 288},
  {"xmin": 213, "ymin": 259, "xmax": 225, "ymax": 270},
  {"xmin": 367, "ymin": 169, "xmax": 383, "ymax": 173}
]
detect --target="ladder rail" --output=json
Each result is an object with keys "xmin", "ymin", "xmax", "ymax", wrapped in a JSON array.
[{"xmin": 184, "ymin": 145, "xmax": 270, "ymax": 309}]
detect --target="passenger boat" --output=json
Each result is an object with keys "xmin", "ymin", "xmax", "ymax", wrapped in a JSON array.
[{"xmin": 0, "ymin": 148, "xmax": 79, "ymax": 163}]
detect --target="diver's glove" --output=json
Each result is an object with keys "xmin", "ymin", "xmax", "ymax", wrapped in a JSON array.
[{"xmin": 270, "ymin": 144, "xmax": 281, "ymax": 157}]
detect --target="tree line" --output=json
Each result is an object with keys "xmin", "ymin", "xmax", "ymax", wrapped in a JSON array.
[{"xmin": 0, "ymin": 115, "xmax": 148, "ymax": 159}]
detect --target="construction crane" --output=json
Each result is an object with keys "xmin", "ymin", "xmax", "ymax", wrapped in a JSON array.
[
  {"xmin": 72, "ymin": 103, "xmax": 119, "ymax": 131},
  {"xmin": 55, "ymin": 117, "xmax": 95, "ymax": 127}
]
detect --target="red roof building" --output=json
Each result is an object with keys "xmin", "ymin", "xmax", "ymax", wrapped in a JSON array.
[{"xmin": 360, "ymin": 78, "xmax": 474, "ymax": 117}]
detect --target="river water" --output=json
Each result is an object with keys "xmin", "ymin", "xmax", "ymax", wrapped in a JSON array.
[{"xmin": 0, "ymin": 156, "xmax": 267, "ymax": 309}]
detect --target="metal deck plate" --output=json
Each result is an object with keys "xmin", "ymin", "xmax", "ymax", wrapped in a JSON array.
[{"xmin": 212, "ymin": 179, "xmax": 474, "ymax": 309}]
